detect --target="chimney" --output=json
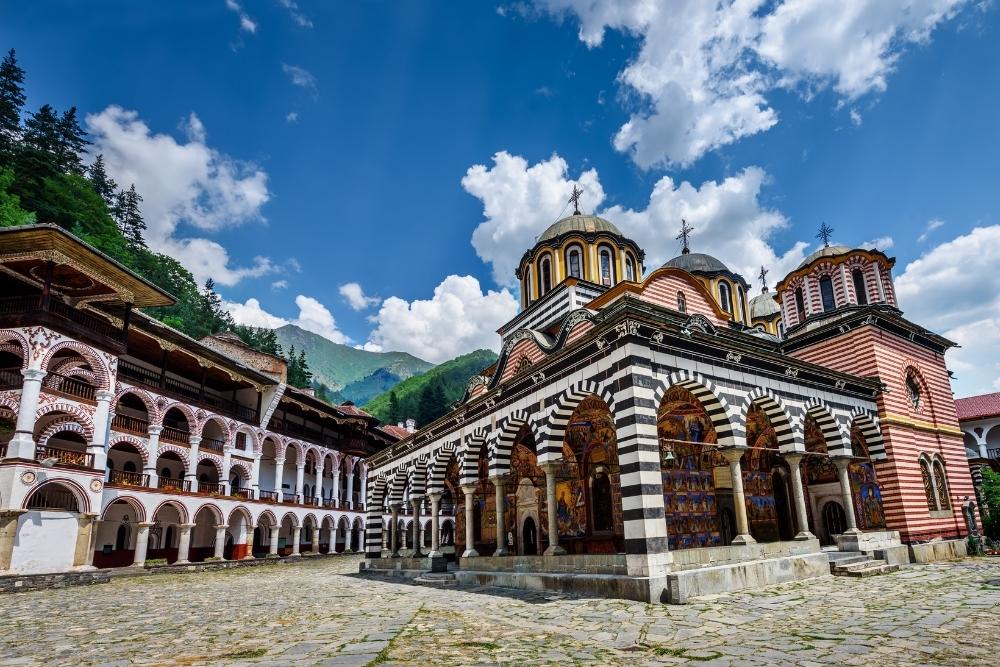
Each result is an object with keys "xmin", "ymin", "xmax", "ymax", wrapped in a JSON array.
[{"xmin": 405, "ymin": 418, "xmax": 416, "ymax": 433}]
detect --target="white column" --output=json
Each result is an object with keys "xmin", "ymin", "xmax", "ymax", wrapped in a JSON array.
[
  {"xmin": 723, "ymin": 447, "xmax": 756, "ymax": 545},
  {"xmin": 176, "ymin": 523, "xmax": 194, "ymax": 564},
  {"xmin": 7, "ymin": 368, "xmax": 46, "ymax": 459},
  {"xmin": 541, "ymin": 463, "xmax": 566, "ymax": 556},
  {"xmin": 345, "ymin": 461, "xmax": 355, "ymax": 509},
  {"xmin": 311, "ymin": 525, "xmax": 320, "ymax": 553},
  {"xmin": 274, "ymin": 457, "xmax": 285, "ymax": 502},
  {"xmin": 132, "ymin": 522, "xmax": 153, "ymax": 567},
  {"xmin": 332, "ymin": 461, "xmax": 341, "ymax": 507},
  {"xmin": 186, "ymin": 436, "xmax": 201, "ymax": 493},
  {"xmin": 250, "ymin": 453, "xmax": 261, "ymax": 499},
  {"xmin": 314, "ymin": 464, "xmax": 325, "ymax": 503},
  {"xmin": 295, "ymin": 463, "xmax": 305, "ymax": 503},
  {"xmin": 242, "ymin": 524, "xmax": 255, "ymax": 560},
  {"xmin": 834, "ymin": 456, "xmax": 861, "ymax": 535},
  {"xmin": 411, "ymin": 498, "xmax": 423, "ymax": 557},
  {"xmin": 428, "ymin": 492, "xmax": 442, "ymax": 557},
  {"xmin": 221, "ymin": 449, "xmax": 233, "ymax": 495},
  {"xmin": 461, "ymin": 484, "xmax": 479, "ymax": 558},
  {"xmin": 359, "ymin": 467, "xmax": 367, "ymax": 511},
  {"xmin": 390, "ymin": 504, "xmax": 400, "ymax": 556},
  {"xmin": 491, "ymin": 476, "xmax": 509, "ymax": 556},
  {"xmin": 89, "ymin": 389, "xmax": 114, "ymax": 470},
  {"xmin": 268, "ymin": 526, "xmax": 279, "ymax": 556},
  {"xmin": 784, "ymin": 454, "xmax": 816, "ymax": 540},
  {"xmin": 145, "ymin": 425, "xmax": 162, "ymax": 488},
  {"xmin": 291, "ymin": 526, "xmax": 301, "ymax": 556},
  {"xmin": 214, "ymin": 524, "xmax": 227, "ymax": 560}
]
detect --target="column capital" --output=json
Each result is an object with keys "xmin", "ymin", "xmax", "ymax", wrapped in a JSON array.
[
  {"xmin": 539, "ymin": 462, "xmax": 561, "ymax": 474},
  {"xmin": 427, "ymin": 491, "xmax": 442, "ymax": 501},
  {"xmin": 831, "ymin": 454, "xmax": 853, "ymax": 471},
  {"xmin": 721, "ymin": 445, "xmax": 748, "ymax": 463},
  {"xmin": 180, "ymin": 522, "xmax": 196, "ymax": 530},
  {"xmin": 275, "ymin": 457, "xmax": 286, "ymax": 465},
  {"xmin": 188, "ymin": 436, "xmax": 202, "ymax": 447},
  {"xmin": 137, "ymin": 521, "xmax": 155, "ymax": 528},
  {"xmin": 488, "ymin": 474, "xmax": 509, "ymax": 484},
  {"xmin": 95, "ymin": 389, "xmax": 115, "ymax": 402},
  {"xmin": 460, "ymin": 483, "xmax": 477, "ymax": 495},
  {"xmin": 21, "ymin": 368, "xmax": 46, "ymax": 381},
  {"xmin": 783, "ymin": 452, "xmax": 805, "ymax": 466},
  {"xmin": 296, "ymin": 462, "xmax": 305, "ymax": 470},
  {"xmin": 215, "ymin": 524, "xmax": 228, "ymax": 530},
  {"xmin": 148, "ymin": 425, "xmax": 163, "ymax": 436}
]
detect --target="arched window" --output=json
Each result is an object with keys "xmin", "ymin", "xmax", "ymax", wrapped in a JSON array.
[
  {"xmin": 933, "ymin": 458, "xmax": 950, "ymax": 510},
  {"xmin": 677, "ymin": 291, "xmax": 686, "ymax": 313},
  {"xmin": 524, "ymin": 271, "xmax": 533, "ymax": 306},
  {"xmin": 778, "ymin": 321, "xmax": 785, "ymax": 339},
  {"xmin": 625, "ymin": 255, "xmax": 636, "ymax": 282},
  {"xmin": 794, "ymin": 287, "xmax": 806, "ymax": 322},
  {"xmin": 736, "ymin": 285, "xmax": 745, "ymax": 322},
  {"xmin": 906, "ymin": 374, "xmax": 921, "ymax": 410},
  {"xmin": 920, "ymin": 457, "xmax": 935, "ymax": 510},
  {"xmin": 718, "ymin": 282, "xmax": 733, "ymax": 315},
  {"xmin": 565, "ymin": 246, "xmax": 583, "ymax": 279},
  {"xmin": 819, "ymin": 275, "xmax": 836, "ymax": 311},
  {"xmin": 538, "ymin": 255, "xmax": 553, "ymax": 295},
  {"xmin": 852, "ymin": 268, "xmax": 868, "ymax": 305},
  {"xmin": 599, "ymin": 247, "xmax": 615, "ymax": 286}
]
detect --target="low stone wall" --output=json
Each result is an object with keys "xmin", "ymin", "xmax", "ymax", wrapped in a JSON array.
[
  {"xmin": 454, "ymin": 569, "xmax": 651, "ymax": 602},
  {"xmin": 459, "ymin": 553, "xmax": 627, "ymax": 575},
  {"xmin": 670, "ymin": 538, "xmax": 822, "ymax": 571},
  {"xmin": 908, "ymin": 538, "xmax": 968, "ymax": 563},
  {"xmin": 0, "ymin": 569, "xmax": 111, "ymax": 593},
  {"xmin": 665, "ymin": 552, "xmax": 830, "ymax": 604}
]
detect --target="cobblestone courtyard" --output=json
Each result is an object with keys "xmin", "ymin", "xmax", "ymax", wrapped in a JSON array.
[{"xmin": 2, "ymin": 556, "xmax": 999, "ymax": 666}]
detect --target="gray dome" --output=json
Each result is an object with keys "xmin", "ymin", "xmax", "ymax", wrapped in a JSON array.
[
  {"xmin": 537, "ymin": 214, "xmax": 623, "ymax": 243},
  {"xmin": 663, "ymin": 252, "xmax": 731, "ymax": 274},
  {"xmin": 797, "ymin": 244, "xmax": 852, "ymax": 269},
  {"xmin": 749, "ymin": 290, "xmax": 780, "ymax": 319}
]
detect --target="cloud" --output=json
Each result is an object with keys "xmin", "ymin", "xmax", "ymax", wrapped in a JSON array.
[
  {"xmin": 87, "ymin": 106, "xmax": 272, "ymax": 287},
  {"xmin": 861, "ymin": 236, "xmax": 894, "ymax": 250},
  {"xmin": 365, "ymin": 275, "xmax": 519, "ymax": 363},
  {"xmin": 271, "ymin": 279, "xmax": 289, "ymax": 290},
  {"xmin": 286, "ymin": 111, "xmax": 299, "ymax": 123},
  {"xmin": 339, "ymin": 282, "xmax": 381, "ymax": 311},
  {"xmin": 895, "ymin": 225, "xmax": 1000, "ymax": 395},
  {"xmin": 226, "ymin": 294, "xmax": 350, "ymax": 344},
  {"xmin": 464, "ymin": 151, "xmax": 806, "ymax": 288},
  {"xmin": 918, "ymin": 218, "xmax": 946, "ymax": 242},
  {"xmin": 531, "ymin": 0, "xmax": 973, "ymax": 168},
  {"xmin": 225, "ymin": 0, "xmax": 258, "ymax": 33},
  {"xmin": 282, "ymin": 63, "xmax": 317, "ymax": 92},
  {"xmin": 278, "ymin": 0, "xmax": 313, "ymax": 27}
]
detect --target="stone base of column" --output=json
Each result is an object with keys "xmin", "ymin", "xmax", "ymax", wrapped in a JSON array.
[
  {"xmin": 841, "ymin": 528, "xmax": 863, "ymax": 537},
  {"xmin": 71, "ymin": 564, "xmax": 97, "ymax": 571},
  {"xmin": 426, "ymin": 554, "xmax": 448, "ymax": 572},
  {"xmin": 543, "ymin": 545, "xmax": 567, "ymax": 556},
  {"xmin": 731, "ymin": 534, "xmax": 757, "ymax": 546},
  {"xmin": 461, "ymin": 547, "xmax": 480, "ymax": 558},
  {"xmin": 5, "ymin": 433, "xmax": 36, "ymax": 459},
  {"xmin": 493, "ymin": 546, "xmax": 510, "ymax": 557},
  {"xmin": 175, "ymin": 559, "xmax": 190, "ymax": 565},
  {"xmin": 794, "ymin": 531, "xmax": 816, "ymax": 541}
]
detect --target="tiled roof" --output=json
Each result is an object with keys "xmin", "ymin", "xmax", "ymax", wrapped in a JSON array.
[
  {"xmin": 337, "ymin": 403, "xmax": 372, "ymax": 417},
  {"xmin": 379, "ymin": 425, "xmax": 412, "ymax": 440},
  {"xmin": 955, "ymin": 392, "xmax": 1000, "ymax": 422}
]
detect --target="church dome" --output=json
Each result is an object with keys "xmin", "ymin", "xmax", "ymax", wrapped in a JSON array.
[
  {"xmin": 662, "ymin": 252, "xmax": 731, "ymax": 274},
  {"xmin": 749, "ymin": 290, "xmax": 780, "ymax": 319},
  {"xmin": 797, "ymin": 244, "xmax": 853, "ymax": 269},
  {"xmin": 537, "ymin": 214, "xmax": 624, "ymax": 243}
]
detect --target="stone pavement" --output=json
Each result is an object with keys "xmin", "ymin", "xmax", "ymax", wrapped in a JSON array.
[{"xmin": 1, "ymin": 555, "xmax": 998, "ymax": 666}]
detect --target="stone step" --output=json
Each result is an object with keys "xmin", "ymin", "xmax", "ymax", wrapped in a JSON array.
[
  {"xmin": 825, "ymin": 550, "xmax": 864, "ymax": 563},
  {"xmin": 834, "ymin": 563, "xmax": 899, "ymax": 578},
  {"xmin": 834, "ymin": 558, "xmax": 887, "ymax": 573},
  {"xmin": 827, "ymin": 555, "xmax": 870, "ymax": 572},
  {"xmin": 413, "ymin": 572, "xmax": 457, "ymax": 585}
]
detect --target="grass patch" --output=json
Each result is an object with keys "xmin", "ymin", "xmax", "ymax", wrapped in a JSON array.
[
  {"xmin": 649, "ymin": 647, "xmax": 723, "ymax": 661},
  {"xmin": 458, "ymin": 641, "xmax": 500, "ymax": 650},
  {"xmin": 223, "ymin": 648, "xmax": 267, "ymax": 659},
  {"xmin": 652, "ymin": 646, "xmax": 686, "ymax": 657}
]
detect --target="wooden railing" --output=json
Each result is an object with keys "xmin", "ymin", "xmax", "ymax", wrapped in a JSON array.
[
  {"xmin": 35, "ymin": 445, "xmax": 93, "ymax": 468},
  {"xmin": 157, "ymin": 477, "xmax": 191, "ymax": 493},
  {"xmin": 258, "ymin": 490, "xmax": 278, "ymax": 503},
  {"xmin": 302, "ymin": 495, "xmax": 319, "ymax": 507},
  {"xmin": 200, "ymin": 436, "xmax": 225, "ymax": 453},
  {"xmin": 0, "ymin": 295, "xmax": 125, "ymax": 343},
  {"xmin": 230, "ymin": 488, "xmax": 253, "ymax": 499},
  {"xmin": 197, "ymin": 480, "xmax": 224, "ymax": 495},
  {"xmin": 0, "ymin": 367, "xmax": 20, "ymax": 390},
  {"xmin": 160, "ymin": 425, "xmax": 190, "ymax": 444},
  {"xmin": 111, "ymin": 413, "xmax": 149, "ymax": 436},
  {"xmin": 322, "ymin": 498, "xmax": 338, "ymax": 509},
  {"xmin": 42, "ymin": 371, "xmax": 95, "ymax": 402},
  {"xmin": 107, "ymin": 469, "xmax": 149, "ymax": 488}
]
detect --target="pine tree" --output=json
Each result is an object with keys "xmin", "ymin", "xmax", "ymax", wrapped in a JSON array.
[
  {"xmin": 22, "ymin": 104, "xmax": 61, "ymax": 164},
  {"xmin": 0, "ymin": 49, "xmax": 25, "ymax": 156},
  {"xmin": 0, "ymin": 167, "xmax": 34, "ymax": 227},
  {"xmin": 56, "ymin": 107, "xmax": 88, "ymax": 174},
  {"xmin": 87, "ymin": 154, "xmax": 118, "ymax": 207},
  {"xmin": 296, "ymin": 349, "xmax": 312, "ymax": 386},
  {"xmin": 388, "ymin": 390, "xmax": 400, "ymax": 424},
  {"xmin": 115, "ymin": 184, "xmax": 146, "ymax": 249}
]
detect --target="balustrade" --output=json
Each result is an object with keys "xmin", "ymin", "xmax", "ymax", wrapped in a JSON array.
[
  {"xmin": 258, "ymin": 490, "xmax": 278, "ymax": 503},
  {"xmin": 200, "ymin": 436, "xmax": 225, "ymax": 453},
  {"xmin": 197, "ymin": 480, "xmax": 224, "ymax": 495},
  {"xmin": 230, "ymin": 488, "xmax": 253, "ymax": 499},
  {"xmin": 111, "ymin": 413, "xmax": 149, "ymax": 436},
  {"xmin": 35, "ymin": 445, "xmax": 93, "ymax": 468},
  {"xmin": 107, "ymin": 469, "xmax": 149, "ymax": 488},
  {"xmin": 157, "ymin": 477, "xmax": 191, "ymax": 493},
  {"xmin": 159, "ymin": 425, "xmax": 190, "ymax": 444},
  {"xmin": 0, "ymin": 367, "xmax": 20, "ymax": 390},
  {"xmin": 42, "ymin": 371, "xmax": 95, "ymax": 402}
]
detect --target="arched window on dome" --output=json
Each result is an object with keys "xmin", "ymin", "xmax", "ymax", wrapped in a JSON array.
[
  {"xmin": 625, "ymin": 254, "xmax": 636, "ymax": 282},
  {"xmin": 565, "ymin": 245, "xmax": 583, "ymax": 279},
  {"xmin": 794, "ymin": 287, "xmax": 806, "ymax": 323},
  {"xmin": 736, "ymin": 285, "xmax": 746, "ymax": 322},
  {"xmin": 524, "ymin": 271, "xmax": 533, "ymax": 307},
  {"xmin": 778, "ymin": 321, "xmax": 785, "ymax": 339},
  {"xmin": 539, "ymin": 255, "xmax": 553, "ymax": 296},
  {"xmin": 598, "ymin": 246, "xmax": 615, "ymax": 286},
  {"xmin": 676, "ymin": 291, "xmax": 686, "ymax": 313},
  {"xmin": 819, "ymin": 275, "xmax": 836, "ymax": 311},
  {"xmin": 718, "ymin": 281, "xmax": 733, "ymax": 316},
  {"xmin": 852, "ymin": 268, "xmax": 868, "ymax": 305}
]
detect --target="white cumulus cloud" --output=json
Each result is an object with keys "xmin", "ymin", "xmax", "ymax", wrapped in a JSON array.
[
  {"xmin": 365, "ymin": 275, "xmax": 519, "ymax": 363},
  {"xmin": 226, "ymin": 297, "xmax": 288, "ymax": 329},
  {"xmin": 87, "ymin": 106, "xmax": 272, "ymax": 287},
  {"xmin": 226, "ymin": 294, "xmax": 350, "ymax": 345},
  {"xmin": 531, "ymin": 0, "xmax": 974, "ymax": 168},
  {"xmin": 339, "ymin": 282, "xmax": 381, "ymax": 311},
  {"xmin": 225, "ymin": 0, "xmax": 258, "ymax": 34}
]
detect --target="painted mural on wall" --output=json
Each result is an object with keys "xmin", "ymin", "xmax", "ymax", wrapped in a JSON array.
[
  {"xmin": 850, "ymin": 427, "xmax": 886, "ymax": 530},
  {"xmin": 744, "ymin": 406, "xmax": 781, "ymax": 543}
]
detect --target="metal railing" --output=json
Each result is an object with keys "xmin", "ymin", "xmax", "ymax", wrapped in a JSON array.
[
  {"xmin": 322, "ymin": 498, "xmax": 338, "ymax": 509},
  {"xmin": 107, "ymin": 469, "xmax": 149, "ymax": 488},
  {"xmin": 157, "ymin": 477, "xmax": 191, "ymax": 493},
  {"xmin": 35, "ymin": 445, "xmax": 93, "ymax": 468},
  {"xmin": 230, "ymin": 488, "xmax": 253, "ymax": 499},
  {"xmin": 200, "ymin": 437, "xmax": 225, "ymax": 453},
  {"xmin": 111, "ymin": 413, "xmax": 149, "ymax": 436},
  {"xmin": 0, "ymin": 367, "xmax": 20, "ymax": 390}
]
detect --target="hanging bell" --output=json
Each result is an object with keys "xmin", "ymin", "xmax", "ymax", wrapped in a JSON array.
[{"xmin": 664, "ymin": 449, "xmax": 676, "ymax": 463}]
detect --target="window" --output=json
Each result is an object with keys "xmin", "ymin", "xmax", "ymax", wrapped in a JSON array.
[
  {"xmin": 599, "ymin": 247, "xmax": 614, "ymax": 286},
  {"xmin": 794, "ymin": 287, "xmax": 806, "ymax": 322},
  {"xmin": 778, "ymin": 321, "xmax": 785, "ymax": 338},
  {"xmin": 524, "ymin": 272, "xmax": 532, "ymax": 306},
  {"xmin": 719, "ymin": 282, "xmax": 732, "ymax": 315},
  {"xmin": 920, "ymin": 458, "xmax": 935, "ymax": 509},
  {"xmin": 852, "ymin": 269, "xmax": 868, "ymax": 305},
  {"xmin": 819, "ymin": 275, "xmax": 836, "ymax": 311},
  {"xmin": 539, "ymin": 255, "xmax": 552, "ymax": 295},
  {"xmin": 566, "ymin": 246, "xmax": 582, "ymax": 279},
  {"xmin": 736, "ymin": 285, "xmax": 745, "ymax": 322},
  {"xmin": 921, "ymin": 456, "xmax": 951, "ymax": 512},
  {"xmin": 906, "ymin": 374, "xmax": 921, "ymax": 410},
  {"xmin": 677, "ymin": 291, "xmax": 686, "ymax": 313},
  {"xmin": 933, "ymin": 459, "xmax": 950, "ymax": 510},
  {"xmin": 625, "ymin": 255, "xmax": 636, "ymax": 281}
]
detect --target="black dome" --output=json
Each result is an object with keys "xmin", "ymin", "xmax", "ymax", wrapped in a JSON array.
[{"xmin": 663, "ymin": 252, "xmax": 730, "ymax": 274}]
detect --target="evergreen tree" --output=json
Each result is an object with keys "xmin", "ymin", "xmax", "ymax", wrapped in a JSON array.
[
  {"xmin": 296, "ymin": 349, "xmax": 312, "ymax": 386},
  {"xmin": 22, "ymin": 104, "xmax": 61, "ymax": 163},
  {"xmin": 114, "ymin": 184, "xmax": 146, "ymax": 249},
  {"xmin": 233, "ymin": 324, "xmax": 282, "ymax": 356},
  {"xmin": 87, "ymin": 154, "xmax": 118, "ymax": 207},
  {"xmin": 0, "ymin": 49, "xmax": 25, "ymax": 156},
  {"xmin": 0, "ymin": 167, "xmax": 33, "ymax": 227},
  {"xmin": 198, "ymin": 278, "xmax": 234, "ymax": 336},
  {"xmin": 56, "ymin": 106, "xmax": 88, "ymax": 174},
  {"xmin": 387, "ymin": 390, "xmax": 400, "ymax": 425},
  {"xmin": 416, "ymin": 381, "xmax": 448, "ymax": 427},
  {"xmin": 982, "ymin": 468, "xmax": 1000, "ymax": 540},
  {"xmin": 284, "ymin": 344, "xmax": 314, "ymax": 388}
]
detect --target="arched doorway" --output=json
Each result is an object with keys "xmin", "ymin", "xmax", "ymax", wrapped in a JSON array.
[
  {"xmin": 15, "ymin": 482, "xmax": 86, "ymax": 573},
  {"xmin": 822, "ymin": 501, "xmax": 847, "ymax": 538},
  {"xmin": 522, "ymin": 516, "xmax": 538, "ymax": 555}
]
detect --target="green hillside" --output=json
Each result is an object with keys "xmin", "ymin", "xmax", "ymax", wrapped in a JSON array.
[
  {"xmin": 364, "ymin": 349, "xmax": 498, "ymax": 426},
  {"xmin": 273, "ymin": 324, "xmax": 433, "ymax": 392}
]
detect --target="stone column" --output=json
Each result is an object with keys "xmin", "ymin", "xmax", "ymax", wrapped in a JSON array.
[
  {"xmin": 541, "ymin": 463, "xmax": 566, "ymax": 556},
  {"xmin": 242, "ymin": 524, "xmax": 255, "ymax": 560},
  {"xmin": 0, "ymin": 510, "xmax": 25, "ymax": 571},
  {"xmin": 311, "ymin": 526, "xmax": 320, "ymax": 554},
  {"xmin": 723, "ymin": 447, "xmax": 756, "ymax": 545},
  {"xmin": 274, "ymin": 457, "xmax": 285, "ymax": 502},
  {"xmin": 186, "ymin": 436, "xmax": 201, "ymax": 493},
  {"xmin": 73, "ymin": 513, "xmax": 99, "ymax": 568},
  {"xmin": 132, "ymin": 521, "xmax": 153, "ymax": 567},
  {"xmin": 250, "ymin": 454, "xmax": 261, "ymax": 499},
  {"xmin": 221, "ymin": 449, "xmax": 232, "ymax": 495},
  {"xmin": 268, "ymin": 526, "xmax": 279, "ymax": 556},
  {"xmin": 314, "ymin": 464, "xmax": 325, "ymax": 504},
  {"xmin": 461, "ymin": 484, "xmax": 479, "ymax": 558},
  {"xmin": 176, "ymin": 523, "xmax": 195, "ymax": 564},
  {"xmin": 89, "ymin": 390, "xmax": 114, "ymax": 471},
  {"xmin": 345, "ymin": 462, "xmax": 355, "ymax": 509},
  {"xmin": 359, "ymin": 468, "xmax": 367, "ymax": 511},
  {"xmin": 291, "ymin": 526, "xmax": 301, "ymax": 556},
  {"xmin": 7, "ymin": 369, "xmax": 46, "ymax": 459},
  {"xmin": 145, "ymin": 425, "xmax": 162, "ymax": 488},
  {"xmin": 784, "ymin": 453, "xmax": 815, "ymax": 540},
  {"xmin": 295, "ymin": 463, "xmax": 305, "ymax": 503},
  {"xmin": 491, "ymin": 476, "xmax": 509, "ymax": 556},
  {"xmin": 214, "ymin": 524, "xmax": 227, "ymax": 560},
  {"xmin": 833, "ymin": 456, "xmax": 861, "ymax": 535},
  {"xmin": 389, "ymin": 504, "xmax": 400, "ymax": 556},
  {"xmin": 83, "ymin": 517, "xmax": 101, "ymax": 568},
  {"xmin": 428, "ymin": 492, "xmax": 442, "ymax": 557},
  {"xmin": 332, "ymin": 461, "xmax": 341, "ymax": 507},
  {"xmin": 411, "ymin": 498, "xmax": 423, "ymax": 557}
]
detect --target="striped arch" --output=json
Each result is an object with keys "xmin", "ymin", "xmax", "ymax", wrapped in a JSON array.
[
  {"xmin": 539, "ymin": 380, "xmax": 615, "ymax": 463},
  {"xmin": 155, "ymin": 444, "xmax": 191, "ymax": 472},
  {"xmin": 34, "ymin": 402, "xmax": 95, "ymax": 439},
  {"xmin": 0, "ymin": 329, "xmax": 30, "ymax": 369},
  {"xmin": 800, "ymin": 398, "xmax": 848, "ymax": 454},
  {"xmin": 255, "ymin": 508, "xmax": 278, "ymax": 527},
  {"xmin": 195, "ymin": 452, "xmax": 224, "ymax": 477},
  {"xmin": 228, "ymin": 505, "xmax": 253, "ymax": 528},
  {"xmin": 229, "ymin": 460, "xmax": 252, "ymax": 483},
  {"xmin": 101, "ymin": 495, "xmax": 146, "ymax": 522},
  {"xmin": 407, "ymin": 456, "xmax": 428, "ymax": 499},
  {"xmin": 157, "ymin": 401, "xmax": 198, "ymax": 430},
  {"xmin": 303, "ymin": 512, "xmax": 319, "ymax": 529},
  {"xmin": 321, "ymin": 514, "xmax": 336, "ymax": 530},
  {"xmin": 193, "ymin": 503, "xmax": 225, "ymax": 525},
  {"xmin": 459, "ymin": 426, "xmax": 490, "ymax": 486},
  {"xmin": 387, "ymin": 467, "xmax": 408, "ymax": 506},
  {"xmin": 365, "ymin": 474, "xmax": 388, "ymax": 557},
  {"xmin": 151, "ymin": 498, "xmax": 189, "ymax": 523},
  {"xmin": 51, "ymin": 360, "xmax": 97, "ymax": 385},
  {"xmin": 489, "ymin": 410, "xmax": 536, "ymax": 478},
  {"xmin": 850, "ymin": 408, "xmax": 885, "ymax": 460},
  {"xmin": 199, "ymin": 414, "xmax": 232, "ymax": 443},
  {"xmin": 23, "ymin": 478, "xmax": 91, "ymax": 513},
  {"xmin": 108, "ymin": 434, "xmax": 151, "ymax": 466},
  {"xmin": 738, "ymin": 388, "xmax": 797, "ymax": 452},
  {"xmin": 280, "ymin": 511, "xmax": 300, "ymax": 528},
  {"xmin": 113, "ymin": 385, "xmax": 159, "ymax": 423},
  {"xmin": 653, "ymin": 369, "xmax": 737, "ymax": 446},
  {"xmin": 39, "ymin": 339, "xmax": 112, "ymax": 390},
  {"xmin": 283, "ymin": 439, "xmax": 305, "ymax": 464},
  {"xmin": 36, "ymin": 417, "xmax": 90, "ymax": 447},
  {"xmin": 426, "ymin": 441, "xmax": 458, "ymax": 495},
  {"xmin": 231, "ymin": 423, "xmax": 259, "ymax": 453},
  {"xmin": 367, "ymin": 474, "xmax": 387, "ymax": 509},
  {"xmin": 0, "ymin": 391, "xmax": 18, "ymax": 413}
]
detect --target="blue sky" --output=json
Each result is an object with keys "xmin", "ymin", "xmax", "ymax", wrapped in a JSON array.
[{"xmin": 2, "ymin": 1, "xmax": 999, "ymax": 395}]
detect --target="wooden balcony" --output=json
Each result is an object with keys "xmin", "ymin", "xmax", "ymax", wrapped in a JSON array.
[
  {"xmin": 157, "ymin": 477, "xmax": 191, "ymax": 493},
  {"xmin": 160, "ymin": 425, "xmax": 190, "ymax": 444},
  {"xmin": 0, "ymin": 295, "xmax": 126, "ymax": 352},
  {"xmin": 111, "ymin": 413, "xmax": 149, "ymax": 436},
  {"xmin": 200, "ymin": 436, "xmax": 225, "ymax": 453},
  {"xmin": 230, "ymin": 488, "xmax": 253, "ymax": 500},
  {"xmin": 35, "ymin": 445, "xmax": 93, "ymax": 469},
  {"xmin": 107, "ymin": 469, "xmax": 149, "ymax": 488},
  {"xmin": 258, "ymin": 490, "xmax": 278, "ymax": 503},
  {"xmin": 0, "ymin": 367, "xmax": 20, "ymax": 390},
  {"xmin": 42, "ymin": 371, "xmax": 96, "ymax": 403}
]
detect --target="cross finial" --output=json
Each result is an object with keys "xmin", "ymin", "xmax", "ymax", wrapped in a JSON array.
[
  {"xmin": 676, "ymin": 219, "xmax": 694, "ymax": 255},
  {"xmin": 816, "ymin": 222, "xmax": 834, "ymax": 248},
  {"xmin": 568, "ymin": 185, "xmax": 584, "ymax": 215},
  {"xmin": 758, "ymin": 265, "xmax": 769, "ymax": 292}
]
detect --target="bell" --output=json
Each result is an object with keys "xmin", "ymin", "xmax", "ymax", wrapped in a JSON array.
[{"xmin": 664, "ymin": 449, "xmax": 676, "ymax": 463}]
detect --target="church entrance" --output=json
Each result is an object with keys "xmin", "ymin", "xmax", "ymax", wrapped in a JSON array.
[
  {"xmin": 522, "ymin": 517, "xmax": 538, "ymax": 555},
  {"xmin": 822, "ymin": 501, "xmax": 847, "ymax": 539}
]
